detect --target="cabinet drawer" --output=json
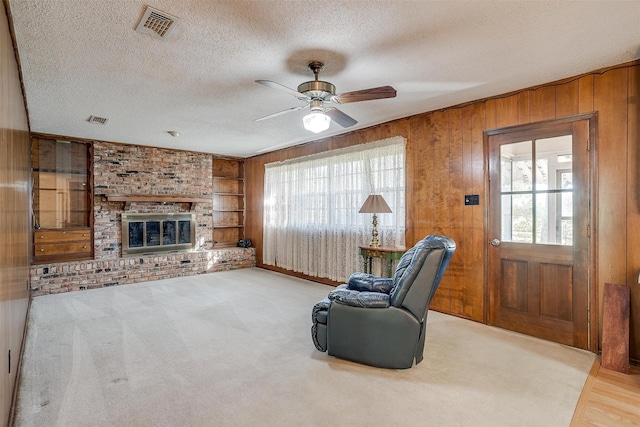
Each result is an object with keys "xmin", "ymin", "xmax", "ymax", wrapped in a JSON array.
[
  {"xmin": 35, "ymin": 229, "xmax": 91, "ymax": 243},
  {"xmin": 35, "ymin": 241, "xmax": 91, "ymax": 256}
]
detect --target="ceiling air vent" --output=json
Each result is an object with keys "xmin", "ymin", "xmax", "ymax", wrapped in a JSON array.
[
  {"xmin": 135, "ymin": 6, "xmax": 179, "ymax": 39},
  {"xmin": 88, "ymin": 115, "xmax": 108, "ymax": 125}
]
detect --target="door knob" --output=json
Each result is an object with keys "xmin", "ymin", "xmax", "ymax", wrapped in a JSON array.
[{"xmin": 491, "ymin": 238, "xmax": 501, "ymax": 246}]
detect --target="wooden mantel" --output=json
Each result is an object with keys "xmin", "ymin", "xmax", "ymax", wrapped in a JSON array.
[{"xmin": 105, "ymin": 194, "xmax": 211, "ymax": 210}]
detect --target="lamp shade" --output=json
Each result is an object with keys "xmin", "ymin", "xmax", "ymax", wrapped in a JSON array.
[
  {"xmin": 302, "ymin": 112, "xmax": 331, "ymax": 133},
  {"xmin": 358, "ymin": 194, "xmax": 392, "ymax": 214}
]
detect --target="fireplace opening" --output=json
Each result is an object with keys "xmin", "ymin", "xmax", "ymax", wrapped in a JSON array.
[{"xmin": 122, "ymin": 212, "xmax": 196, "ymax": 256}]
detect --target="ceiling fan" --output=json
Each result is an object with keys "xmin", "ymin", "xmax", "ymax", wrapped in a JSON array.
[{"xmin": 255, "ymin": 61, "xmax": 397, "ymax": 133}]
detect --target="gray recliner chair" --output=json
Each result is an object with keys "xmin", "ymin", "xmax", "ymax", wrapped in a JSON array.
[{"xmin": 311, "ymin": 234, "xmax": 456, "ymax": 369}]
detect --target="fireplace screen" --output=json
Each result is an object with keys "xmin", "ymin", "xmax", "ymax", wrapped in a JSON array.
[{"xmin": 122, "ymin": 212, "xmax": 196, "ymax": 256}]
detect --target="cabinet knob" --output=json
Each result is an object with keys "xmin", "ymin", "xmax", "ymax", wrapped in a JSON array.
[
  {"xmin": 39, "ymin": 235, "xmax": 44, "ymax": 239},
  {"xmin": 83, "ymin": 234, "xmax": 87, "ymax": 237},
  {"xmin": 83, "ymin": 246, "xmax": 87, "ymax": 249},
  {"xmin": 40, "ymin": 249, "xmax": 44, "ymax": 252}
]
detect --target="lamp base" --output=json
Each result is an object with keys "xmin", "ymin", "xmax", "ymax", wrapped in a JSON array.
[{"xmin": 369, "ymin": 213, "xmax": 380, "ymax": 247}]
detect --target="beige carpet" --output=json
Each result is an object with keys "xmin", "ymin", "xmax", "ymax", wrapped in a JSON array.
[{"xmin": 14, "ymin": 268, "xmax": 595, "ymax": 426}]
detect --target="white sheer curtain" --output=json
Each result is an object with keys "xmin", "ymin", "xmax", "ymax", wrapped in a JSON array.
[{"xmin": 263, "ymin": 136, "xmax": 406, "ymax": 282}]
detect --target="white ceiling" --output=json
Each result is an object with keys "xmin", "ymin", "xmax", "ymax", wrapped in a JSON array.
[{"xmin": 7, "ymin": 1, "xmax": 640, "ymax": 158}]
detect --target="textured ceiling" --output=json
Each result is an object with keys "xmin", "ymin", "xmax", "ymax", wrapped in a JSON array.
[{"xmin": 7, "ymin": 0, "xmax": 640, "ymax": 158}]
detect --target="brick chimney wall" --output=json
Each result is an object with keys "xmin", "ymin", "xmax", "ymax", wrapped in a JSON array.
[{"xmin": 30, "ymin": 141, "xmax": 255, "ymax": 296}]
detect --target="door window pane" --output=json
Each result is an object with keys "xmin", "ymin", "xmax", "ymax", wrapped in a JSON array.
[
  {"xmin": 502, "ymin": 194, "xmax": 533, "ymax": 243},
  {"xmin": 535, "ymin": 158, "xmax": 548, "ymax": 190},
  {"xmin": 501, "ymin": 141, "xmax": 532, "ymax": 192},
  {"xmin": 501, "ymin": 158, "xmax": 513, "ymax": 192},
  {"xmin": 536, "ymin": 136, "xmax": 572, "ymax": 191},
  {"xmin": 501, "ymin": 194, "xmax": 512, "ymax": 241},
  {"xmin": 560, "ymin": 219, "xmax": 573, "ymax": 246},
  {"xmin": 536, "ymin": 194, "xmax": 549, "ymax": 243},
  {"xmin": 561, "ymin": 189, "xmax": 573, "ymax": 216},
  {"xmin": 558, "ymin": 170, "xmax": 573, "ymax": 246}
]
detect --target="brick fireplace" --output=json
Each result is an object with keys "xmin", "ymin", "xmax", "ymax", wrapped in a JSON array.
[{"xmin": 30, "ymin": 141, "xmax": 255, "ymax": 296}]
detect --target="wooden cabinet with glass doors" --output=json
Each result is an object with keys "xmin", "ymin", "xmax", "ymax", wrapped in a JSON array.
[
  {"xmin": 212, "ymin": 158, "xmax": 244, "ymax": 247},
  {"xmin": 32, "ymin": 137, "xmax": 93, "ymax": 263}
]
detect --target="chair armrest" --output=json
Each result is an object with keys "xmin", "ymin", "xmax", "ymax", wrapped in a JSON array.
[
  {"xmin": 312, "ymin": 297, "xmax": 331, "ymax": 323},
  {"xmin": 328, "ymin": 288, "xmax": 390, "ymax": 308},
  {"xmin": 347, "ymin": 273, "xmax": 394, "ymax": 294}
]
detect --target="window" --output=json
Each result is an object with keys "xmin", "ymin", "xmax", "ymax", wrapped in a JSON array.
[
  {"xmin": 263, "ymin": 137, "xmax": 406, "ymax": 281},
  {"xmin": 500, "ymin": 134, "xmax": 573, "ymax": 245}
]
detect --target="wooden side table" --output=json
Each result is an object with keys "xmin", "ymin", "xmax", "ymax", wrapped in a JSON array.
[{"xmin": 359, "ymin": 245, "xmax": 406, "ymax": 278}]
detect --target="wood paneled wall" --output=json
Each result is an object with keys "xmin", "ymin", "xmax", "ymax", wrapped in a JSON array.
[
  {"xmin": 245, "ymin": 62, "xmax": 640, "ymax": 361},
  {"xmin": 1, "ymin": 1, "xmax": 31, "ymax": 424}
]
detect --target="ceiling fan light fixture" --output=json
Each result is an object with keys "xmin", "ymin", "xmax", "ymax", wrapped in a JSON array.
[
  {"xmin": 302, "ymin": 111, "xmax": 331, "ymax": 133},
  {"xmin": 256, "ymin": 61, "xmax": 395, "ymax": 131}
]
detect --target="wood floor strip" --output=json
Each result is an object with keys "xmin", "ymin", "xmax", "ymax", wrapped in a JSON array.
[
  {"xmin": 571, "ymin": 358, "xmax": 600, "ymax": 426},
  {"xmin": 571, "ymin": 360, "xmax": 640, "ymax": 426}
]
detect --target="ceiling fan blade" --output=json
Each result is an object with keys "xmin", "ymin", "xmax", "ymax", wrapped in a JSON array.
[
  {"xmin": 334, "ymin": 86, "xmax": 397, "ymax": 104},
  {"xmin": 255, "ymin": 104, "xmax": 309, "ymax": 122},
  {"xmin": 325, "ymin": 108, "xmax": 358, "ymax": 128},
  {"xmin": 255, "ymin": 80, "xmax": 309, "ymax": 100}
]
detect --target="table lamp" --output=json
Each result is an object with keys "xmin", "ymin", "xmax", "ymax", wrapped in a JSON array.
[{"xmin": 359, "ymin": 194, "xmax": 392, "ymax": 248}]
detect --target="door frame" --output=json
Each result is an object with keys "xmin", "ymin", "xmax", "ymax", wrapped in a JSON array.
[{"xmin": 483, "ymin": 112, "xmax": 598, "ymax": 352}]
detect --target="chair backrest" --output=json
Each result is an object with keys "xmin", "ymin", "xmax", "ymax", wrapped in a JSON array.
[{"xmin": 389, "ymin": 235, "xmax": 456, "ymax": 320}]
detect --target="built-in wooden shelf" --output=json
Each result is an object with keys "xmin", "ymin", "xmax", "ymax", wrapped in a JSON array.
[
  {"xmin": 105, "ymin": 194, "xmax": 210, "ymax": 210},
  {"xmin": 213, "ymin": 158, "xmax": 245, "ymax": 247},
  {"xmin": 32, "ymin": 137, "xmax": 94, "ymax": 264},
  {"xmin": 213, "ymin": 176, "xmax": 244, "ymax": 181}
]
